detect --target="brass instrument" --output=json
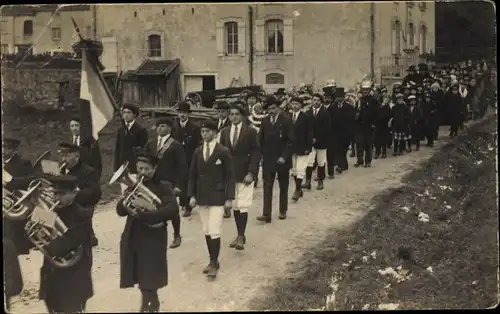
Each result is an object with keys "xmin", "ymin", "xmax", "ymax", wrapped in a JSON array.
[
  {"xmin": 109, "ymin": 162, "xmax": 162, "ymax": 216},
  {"xmin": 2, "ymin": 169, "xmax": 38, "ymax": 220},
  {"xmin": 22, "ymin": 178, "xmax": 84, "ymax": 269},
  {"xmin": 32, "ymin": 150, "xmax": 51, "ymax": 171}
]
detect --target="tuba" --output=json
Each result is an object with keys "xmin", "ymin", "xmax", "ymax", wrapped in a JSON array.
[
  {"xmin": 2, "ymin": 169, "xmax": 38, "ymax": 220},
  {"xmin": 109, "ymin": 161, "xmax": 138, "ymax": 187},
  {"xmin": 22, "ymin": 178, "xmax": 84, "ymax": 269}
]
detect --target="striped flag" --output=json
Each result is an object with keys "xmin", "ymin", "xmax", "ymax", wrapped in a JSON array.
[{"xmin": 79, "ymin": 45, "xmax": 117, "ymax": 139}]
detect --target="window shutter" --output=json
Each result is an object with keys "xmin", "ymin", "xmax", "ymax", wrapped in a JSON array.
[
  {"xmin": 238, "ymin": 21, "xmax": 246, "ymax": 57},
  {"xmin": 255, "ymin": 19, "xmax": 265, "ymax": 56},
  {"xmin": 216, "ymin": 20, "xmax": 224, "ymax": 57},
  {"xmin": 283, "ymin": 18, "xmax": 294, "ymax": 55}
]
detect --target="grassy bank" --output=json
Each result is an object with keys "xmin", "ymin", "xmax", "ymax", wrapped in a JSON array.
[{"xmin": 251, "ymin": 115, "xmax": 498, "ymax": 310}]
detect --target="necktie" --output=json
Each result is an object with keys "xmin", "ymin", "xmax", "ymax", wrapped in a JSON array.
[
  {"xmin": 218, "ymin": 120, "xmax": 222, "ymax": 130},
  {"xmin": 232, "ymin": 124, "xmax": 239, "ymax": 147},
  {"xmin": 293, "ymin": 113, "xmax": 297, "ymax": 123},
  {"xmin": 157, "ymin": 137, "xmax": 163, "ymax": 152},
  {"xmin": 73, "ymin": 136, "xmax": 78, "ymax": 145},
  {"xmin": 204, "ymin": 143, "xmax": 210, "ymax": 161},
  {"xmin": 271, "ymin": 117, "xmax": 276, "ymax": 125},
  {"xmin": 314, "ymin": 109, "xmax": 318, "ymax": 117}
]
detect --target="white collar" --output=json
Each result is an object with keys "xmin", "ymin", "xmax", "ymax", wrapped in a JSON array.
[
  {"xmin": 4, "ymin": 156, "xmax": 13, "ymax": 164},
  {"xmin": 126, "ymin": 120, "xmax": 135, "ymax": 129},
  {"xmin": 231, "ymin": 121, "xmax": 243, "ymax": 128},
  {"xmin": 180, "ymin": 119, "xmax": 189, "ymax": 127},
  {"xmin": 158, "ymin": 134, "xmax": 170, "ymax": 141}
]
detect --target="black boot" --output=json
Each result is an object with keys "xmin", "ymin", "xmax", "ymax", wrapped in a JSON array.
[
  {"xmin": 235, "ymin": 212, "xmax": 247, "ymax": 250},
  {"xmin": 317, "ymin": 166, "xmax": 325, "ymax": 190},
  {"xmin": 292, "ymin": 178, "xmax": 303, "ymax": 201},
  {"xmin": 374, "ymin": 147, "xmax": 381, "ymax": 159},
  {"xmin": 393, "ymin": 140, "xmax": 399, "ymax": 156},
  {"xmin": 207, "ymin": 238, "xmax": 221, "ymax": 279},
  {"xmin": 415, "ymin": 141, "xmax": 420, "ymax": 151},
  {"xmin": 302, "ymin": 167, "xmax": 313, "ymax": 190},
  {"xmin": 381, "ymin": 146, "xmax": 387, "ymax": 159},
  {"xmin": 203, "ymin": 236, "xmax": 213, "ymax": 274},
  {"xmin": 229, "ymin": 210, "xmax": 241, "ymax": 248},
  {"xmin": 406, "ymin": 140, "xmax": 412, "ymax": 152}
]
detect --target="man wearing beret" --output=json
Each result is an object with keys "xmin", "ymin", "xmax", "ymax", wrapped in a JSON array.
[
  {"xmin": 173, "ymin": 101, "xmax": 202, "ymax": 217},
  {"xmin": 116, "ymin": 152, "xmax": 179, "ymax": 312},
  {"xmin": 37, "ymin": 172, "xmax": 98, "ymax": 314},
  {"xmin": 114, "ymin": 103, "xmax": 149, "ymax": 195},
  {"xmin": 146, "ymin": 118, "xmax": 188, "ymax": 249},
  {"xmin": 214, "ymin": 101, "xmax": 231, "ymax": 143},
  {"xmin": 257, "ymin": 96, "xmax": 294, "ymax": 222},
  {"xmin": 188, "ymin": 120, "xmax": 235, "ymax": 279},
  {"xmin": 219, "ymin": 102, "xmax": 260, "ymax": 250}
]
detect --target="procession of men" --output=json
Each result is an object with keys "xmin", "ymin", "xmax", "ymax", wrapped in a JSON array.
[{"xmin": 3, "ymin": 59, "xmax": 496, "ymax": 313}]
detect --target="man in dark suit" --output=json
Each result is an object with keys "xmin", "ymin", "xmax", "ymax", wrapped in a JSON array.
[
  {"xmin": 219, "ymin": 102, "xmax": 260, "ymax": 250},
  {"xmin": 114, "ymin": 103, "xmax": 149, "ymax": 195},
  {"xmin": 116, "ymin": 152, "xmax": 179, "ymax": 312},
  {"xmin": 69, "ymin": 116, "xmax": 102, "ymax": 246},
  {"xmin": 257, "ymin": 96, "xmax": 294, "ymax": 222},
  {"xmin": 188, "ymin": 120, "xmax": 235, "ymax": 280},
  {"xmin": 336, "ymin": 95, "xmax": 356, "ymax": 173},
  {"xmin": 173, "ymin": 101, "xmax": 202, "ymax": 218},
  {"xmin": 322, "ymin": 86, "xmax": 339, "ymax": 179},
  {"xmin": 38, "ymin": 165, "xmax": 100, "ymax": 314},
  {"xmin": 355, "ymin": 81, "xmax": 378, "ymax": 168},
  {"xmin": 289, "ymin": 97, "xmax": 313, "ymax": 202},
  {"xmin": 146, "ymin": 118, "xmax": 188, "ymax": 249},
  {"xmin": 303, "ymin": 93, "xmax": 331, "ymax": 190},
  {"xmin": 215, "ymin": 101, "xmax": 231, "ymax": 143}
]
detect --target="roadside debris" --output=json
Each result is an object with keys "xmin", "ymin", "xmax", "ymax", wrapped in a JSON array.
[
  {"xmin": 418, "ymin": 212, "xmax": 430, "ymax": 222},
  {"xmin": 378, "ymin": 266, "xmax": 412, "ymax": 283},
  {"xmin": 378, "ymin": 303, "xmax": 400, "ymax": 310},
  {"xmin": 438, "ymin": 185, "xmax": 453, "ymax": 191},
  {"xmin": 362, "ymin": 304, "xmax": 370, "ymax": 310},
  {"xmin": 426, "ymin": 266, "xmax": 434, "ymax": 273},
  {"xmin": 401, "ymin": 206, "xmax": 411, "ymax": 213}
]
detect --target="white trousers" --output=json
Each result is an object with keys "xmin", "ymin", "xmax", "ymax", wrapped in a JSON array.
[
  {"xmin": 292, "ymin": 154, "xmax": 309, "ymax": 179},
  {"xmin": 198, "ymin": 205, "xmax": 224, "ymax": 239},
  {"xmin": 234, "ymin": 183, "xmax": 254, "ymax": 212},
  {"xmin": 120, "ymin": 173, "xmax": 138, "ymax": 195},
  {"xmin": 307, "ymin": 148, "xmax": 327, "ymax": 167}
]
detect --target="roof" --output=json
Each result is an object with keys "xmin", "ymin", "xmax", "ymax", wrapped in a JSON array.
[
  {"xmin": 1, "ymin": 5, "xmax": 90, "ymax": 16},
  {"xmin": 135, "ymin": 59, "xmax": 180, "ymax": 76}
]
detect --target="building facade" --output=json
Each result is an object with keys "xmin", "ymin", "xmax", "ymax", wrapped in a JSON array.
[{"xmin": 1, "ymin": 5, "xmax": 95, "ymax": 56}]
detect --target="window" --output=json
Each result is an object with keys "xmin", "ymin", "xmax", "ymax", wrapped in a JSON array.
[
  {"xmin": 224, "ymin": 22, "xmax": 238, "ymax": 55},
  {"xmin": 148, "ymin": 34, "xmax": 162, "ymax": 57},
  {"xmin": 23, "ymin": 20, "xmax": 33, "ymax": 37},
  {"xmin": 420, "ymin": 24, "xmax": 427, "ymax": 54},
  {"xmin": 419, "ymin": 2, "xmax": 427, "ymax": 11},
  {"xmin": 16, "ymin": 44, "xmax": 32, "ymax": 56},
  {"xmin": 408, "ymin": 22, "xmax": 415, "ymax": 46},
  {"xmin": 266, "ymin": 19, "xmax": 284, "ymax": 54},
  {"xmin": 1, "ymin": 44, "xmax": 9, "ymax": 54},
  {"xmin": 51, "ymin": 27, "xmax": 61, "ymax": 41},
  {"xmin": 392, "ymin": 20, "xmax": 401, "ymax": 55},
  {"xmin": 265, "ymin": 73, "xmax": 285, "ymax": 85}
]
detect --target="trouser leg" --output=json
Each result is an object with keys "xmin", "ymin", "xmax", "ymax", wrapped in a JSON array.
[
  {"xmin": 262, "ymin": 170, "xmax": 275, "ymax": 217},
  {"xmin": 277, "ymin": 170, "xmax": 289, "ymax": 214}
]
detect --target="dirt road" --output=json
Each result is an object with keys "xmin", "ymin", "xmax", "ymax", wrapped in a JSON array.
[{"xmin": 11, "ymin": 128, "xmax": 458, "ymax": 313}]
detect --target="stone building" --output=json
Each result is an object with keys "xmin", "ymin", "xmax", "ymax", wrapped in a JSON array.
[
  {"xmin": 96, "ymin": 2, "xmax": 434, "ymax": 99},
  {"xmin": 1, "ymin": 4, "xmax": 95, "ymax": 56}
]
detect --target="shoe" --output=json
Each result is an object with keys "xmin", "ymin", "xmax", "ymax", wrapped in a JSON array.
[
  {"xmin": 354, "ymin": 162, "xmax": 363, "ymax": 168},
  {"xmin": 302, "ymin": 180, "xmax": 311, "ymax": 190},
  {"xmin": 91, "ymin": 236, "xmax": 98, "ymax": 247},
  {"xmin": 415, "ymin": 146, "xmax": 420, "ymax": 151},
  {"xmin": 314, "ymin": 177, "xmax": 319, "ymax": 181},
  {"xmin": 169, "ymin": 236, "xmax": 182, "ymax": 249},
  {"xmin": 202, "ymin": 263, "xmax": 212, "ymax": 274},
  {"xmin": 350, "ymin": 152, "xmax": 356, "ymax": 158},
  {"xmin": 234, "ymin": 236, "xmax": 245, "ymax": 251},
  {"xmin": 328, "ymin": 174, "xmax": 335, "ymax": 179},
  {"xmin": 374, "ymin": 153, "xmax": 380, "ymax": 159},
  {"xmin": 278, "ymin": 212, "xmax": 287, "ymax": 220},
  {"xmin": 206, "ymin": 262, "xmax": 219, "ymax": 279},
  {"xmin": 183, "ymin": 209, "xmax": 192, "ymax": 218},
  {"xmin": 364, "ymin": 163, "xmax": 371, "ymax": 168},
  {"xmin": 317, "ymin": 181, "xmax": 324, "ymax": 190},
  {"xmin": 256, "ymin": 215, "xmax": 271, "ymax": 223},
  {"xmin": 229, "ymin": 237, "xmax": 238, "ymax": 248},
  {"xmin": 335, "ymin": 167, "xmax": 343, "ymax": 174},
  {"xmin": 292, "ymin": 190, "xmax": 301, "ymax": 202}
]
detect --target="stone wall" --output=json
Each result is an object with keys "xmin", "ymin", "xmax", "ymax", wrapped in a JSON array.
[{"xmin": 1, "ymin": 67, "xmax": 81, "ymax": 108}]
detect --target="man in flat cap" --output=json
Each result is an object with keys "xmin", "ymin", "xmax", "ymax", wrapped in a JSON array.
[
  {"xmin": 146, "ymin": 118, "xmax": 187, "ymax": 249},
  {"xmin": 214, "ymin": 101, "xmax": 231, "ymax": 143},
  {"xmin": 37, "ymin": 172, "xmax": 97, "ymax": 314},
  {"xmin": 188, "ymin": 120, "xmax": 235, "ymax": 280},
  {"xmin": 116, "ymin": 152, "xmax": 179, "ymax": 312},
  {"xmin": 173, "ymin": 101, "xmax": 202, "ymax": 217},
  {"xmin": 257, "ymin": 96, "xmax": 294, "ymax": 222},
  {"xmin": 114, "ymin": 103, "xmax": 149, "ymax": 195},
  {"xmin": 219, "ymin": 102, "xmax": 260, "ymax": 250}
]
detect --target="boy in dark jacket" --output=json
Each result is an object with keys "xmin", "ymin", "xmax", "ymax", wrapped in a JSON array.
[
  {"xmin": 407, "ymin": 95, "xmax": 424, "ymax": 151},
  {"xmin": 374, "ymin": 94, "xmax": 392, "ymax": 159},
  {"xmin": 390, "ymin": 93, "xmax": 411, "ymax": 156}
]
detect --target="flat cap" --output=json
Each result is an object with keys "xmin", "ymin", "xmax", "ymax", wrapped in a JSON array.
[
  {"xmin": 136, "ymin": 152, "xmax": 158, "ymax": 166},
  {"xmin": 122, "ymin": 103, "xmax": 140, "ymax": 115},
  {"xmin": 155, "ymin": 118, "xmax": 174, "ymax": 127},
  {"xmin": 58, "ymin": 142, "xmax": 80, "ymax": 153},
  {"xmin": 3, "ymin": 138, "xmax": 21, "ymax": 149},
  {"xmin": 200, "ymin": 120, "xmax": 218, "ymax": 131}
]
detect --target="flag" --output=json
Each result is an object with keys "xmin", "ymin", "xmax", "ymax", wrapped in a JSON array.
[{"xmin": 79, "ymin": 47, "xmax": 116, "ymax": 139}]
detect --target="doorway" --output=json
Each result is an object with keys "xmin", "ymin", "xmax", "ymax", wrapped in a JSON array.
[{"xmin": 202, "ymin": 75, "xmax": 216, "ymax": 91}]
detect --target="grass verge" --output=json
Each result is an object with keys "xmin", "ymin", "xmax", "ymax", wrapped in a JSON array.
[{"xmin": 250, "ymin": 115, "xmax": 498, "ymax": 310}]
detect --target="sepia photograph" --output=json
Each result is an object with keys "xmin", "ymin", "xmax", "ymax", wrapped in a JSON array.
[{"xmin": 1, "ymin": 1, "xmax": 498, "ymax": 312}]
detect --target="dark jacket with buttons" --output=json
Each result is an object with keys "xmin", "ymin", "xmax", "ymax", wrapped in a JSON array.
[{"xmin": 114, "ymin": 121, "xmax": 149, "ymax": 174}]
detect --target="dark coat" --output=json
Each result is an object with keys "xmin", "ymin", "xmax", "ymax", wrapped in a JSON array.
[
  {"xmin": 338, "ymin": 102, "xmax": 356, "ymax": 146},
  {"xmin": 219, "ymin": 123, "xmax": 261, "ymax": 183},
  {"xmin": 431, "ymin": 90, "xmax": 446, "ymax": 125},
  {"xmin": 259, "ymin": 113, "xmax": 294, "ymax": 173},
  {"xmin": 173, "ymin": 119, "xmax": 202, "ymax": 168},
  {"xmin": 216, "ymin": 118, "xmax": 231, "ymax": 133},
  {"xmin": 445, "ymin": 92, "xmax": 467, "ymax": 125},
  {"xmin": 391, "ymin": 103, "xmax": 411, "ymax": 134},
  {"xmin": 408, "ymin": 105, "xmax": 424, "ymax": 140},
  {"xmin": 146, "ymin": 135, "xmax": 188, "ymax": 191},
  {"xmin": 114, "ymin": 121, "xmax": 149, "ymax": 174},
  {"xmin": 403, "ymin": 73, "xmax": 424, "ymax": 86},
  {"xmin": 76, "ymin": 136, "xmax": 102, "ymax": 180},
  {"xmin": 3, "ymin": 154, "xmax": 34, "ymax": 255},
  {"xmin": 3, "ymin": 238, "xmax": 23, "ymax": 298},
  {"xmin": 39, "ymin": 163, "xmax": 101, "ymax": 304},
  {"xmin": 308, "ymin": 107, "xmax": 332, "ymax": 149},
  {"xmin": 356, "ymin": 95, "xmax": 378, "ymax": 139},
  {"xmin": 117, "ymin": 179, "xmax": 179, "ymax": 290},
  {"xmin": 290, "ymin": 111, "xmax": 314, "ymax": 155},
  {"xmin": 188, "ymin": 143, "xmax": 236, "ymax": 206},
  {"xmin": 375, "ymin": 103, "xmax": 392, "ymax": 133}
]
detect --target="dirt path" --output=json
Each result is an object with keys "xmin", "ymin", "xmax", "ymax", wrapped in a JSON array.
[{"xmin": 11, "ymin": 127, "xmax": 463, "ymax": 313}]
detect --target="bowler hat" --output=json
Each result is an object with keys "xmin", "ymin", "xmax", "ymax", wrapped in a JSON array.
[
  {"xmin": 177, "ymin": 101, "xmax": 191, "ymax": 113},
  {"xmin": 122, "ymin": 103, "xmax": 140, "ymax": 116},
  {"xmin": 214, "ymin": 101, "xmax": 230, "ymax": 110},
  {"xmin": 136, "ymin": 152, "xmax": 159, "ymax": 166},
  {"xmin": 275, "ymin": 88, "xmax": 286, "ymax": 96},
  {"xmin": 155, "ymin": 118, "xmax": 174, "ymax": 127},
  {"xmin": 229, "ymin": 102, "xmax": 248, "ymax": 116},
  {"xmin": 58, "ymin": 142, "xmax": 80, "ymax": 153},
  {"xmin": 263, "ymin": 96, "xmax": 280, "ymax": 110},
  {"xmin": 3, "ymin": 138, "xmax": 21, "ymax": 149},
  {"xmin": 200, "ymin": 120, "xmax": 218, "ymax": 131},
  {"xmin": 322, "ymin": 86, "xmax": 336, "ymax": 97},
  {"xmin": 335, "ymin": 88, "xmax": 346, "ymax": 99}
]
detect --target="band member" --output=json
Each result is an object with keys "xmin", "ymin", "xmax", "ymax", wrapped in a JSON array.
[
  {"xmin": 257, "ymin": 97, "xmax": 294, "ymax": 222},
  {"xmin": 219, "ymin": 102, "xmax": 260, "ymax": 250},
  {"xmin": 69, "ymin": 116, "xmax": 102, "ymax": 246},
  {"xmin": 407, "ymin": 95, "xmax": 424, "ymax": 151},
  {"xmin": 114, "ymin": 103, "xmax": 149, "ymax": 195},
  {"xmin": 215, "ymin": 101, "xmax": 231, "ymax": 142},
  {"xmin": 304, "ymin": 93, "xmax": 331, "ymax": 190},
  {"xmin": 188, "ymin": 120, "xmax": 235, "ymax": 279},
  {"xmin": 146, "ymin": 118, "xmax": 188, "ymax": 249},
  {"xmin": 323, "ymin": 87, "xmax": 337, "ymax": 179},
  {"xmin": 335, "ymin": 94, "xmax": 356, "ymax": 173},
  {"xmin": 354, "ymin": 81, "xmax": 378, "ymax": 168},
  {"xmin": 374, "ymin": 94, "xmax": 392, "ymax": 159},
  {"xmin": 421, "ymin": 91, "xmax": 438, "ymax": 147},
  {"xmin": 390, "ymin": 93, "xmax": 411, "ymax": 156},
  {"xmin": 289, "ymin": 97, "xmax": 313, "ymax": 202},
  {"xmin": 174, "ymin": 101, "xmax": 202, "ymax": 217},
  {"xmin": 38, "ymin": 172, "xmax": 100, "ymax": 314},
  {"xmin": 4, "ymin": 237, "xmax": 23, "ymax": 312},
  {"xmin": 116, "ymin": 152, "xmax": 179, "ymax": 312}
]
